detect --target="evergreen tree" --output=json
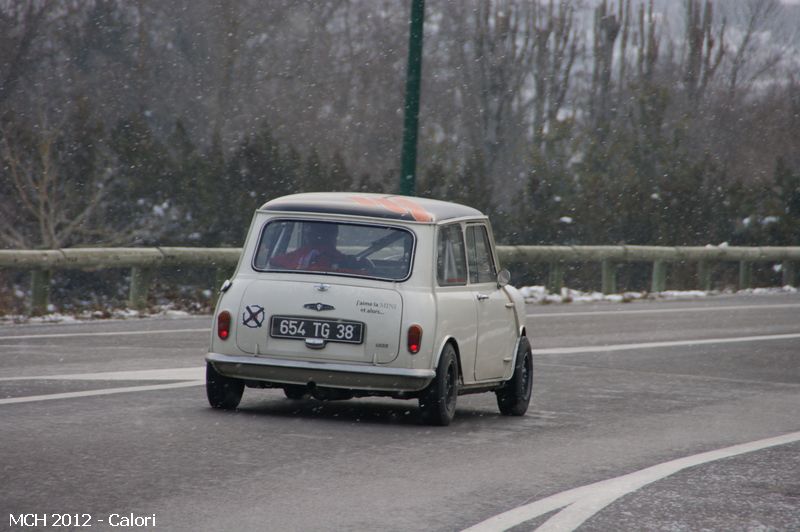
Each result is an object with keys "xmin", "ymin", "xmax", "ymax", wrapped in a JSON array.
[
  {"xmin": 327, "ymin": 151, "xmax": 352, "ymax": 191},
  {"xmin": 283, "ymin": 146, "xmax": 303, "ymax": 196},
  {"xmin": 108, "ymin": 112, "xmax": 175, "ymax": 244},
  {"xmin": 769, "ymin": 157, "xmax": 800, "ymax": 245},
  {"xmin": 222, "ymin": 122, "xmax": 287, "ymax": 245},
  {"xmin": 301, "ymin": 148, "xmax": 326, "ymax": 192}
]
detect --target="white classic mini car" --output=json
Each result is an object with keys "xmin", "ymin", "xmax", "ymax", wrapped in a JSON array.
[{"xmin": 206, "ymin": 193, "xmax": 532, "ymax": 425}]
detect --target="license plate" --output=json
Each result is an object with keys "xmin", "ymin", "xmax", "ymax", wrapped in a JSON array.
[{"xmin": 270, "ymin": 316, "xmax": 364, "ymax": 344}]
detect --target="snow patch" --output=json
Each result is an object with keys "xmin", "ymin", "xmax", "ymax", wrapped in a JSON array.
[
  {"xmin": 517, "ymin": 285, "xmax": 797, "ymax": 305},
  {"xmin": 0, "ymin": 304, "xmax": 207, "ymax": 325},
  {"xmin": 739, "ymin": 286, "xmax": 798, "ymax": 295}
]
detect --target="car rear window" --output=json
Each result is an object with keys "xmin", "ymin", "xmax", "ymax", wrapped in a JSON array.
[
  {"xmin": 437, "ymin": 224, "xmax": 467, "ymax": 286},
  {"xmin": 253, "ymin": 219, "xmax": 415, "ymax": 281}
]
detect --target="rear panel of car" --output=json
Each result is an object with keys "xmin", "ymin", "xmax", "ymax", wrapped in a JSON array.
[
  {"xmin": 213, "ymin": 212, "xmax": 430, "ymax": 366},
  {"xmin": 233, "ymin": 277, "xmax": 404, "ymax": 364}
]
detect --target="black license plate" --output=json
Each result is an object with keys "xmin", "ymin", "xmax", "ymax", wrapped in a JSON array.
[{"xmin": 270, "ymin": 316, "xmax": 364, "ymax": 344}]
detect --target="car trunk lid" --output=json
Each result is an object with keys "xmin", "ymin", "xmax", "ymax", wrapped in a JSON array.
[{"xmin": 235, "ymin": 278, "xmax": 402, "ymax": 364}]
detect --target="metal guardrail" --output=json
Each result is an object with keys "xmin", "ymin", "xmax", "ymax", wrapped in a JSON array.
[
  {"xmin": 0, "ymin": 247, "xmax": 241, "ymax": 315},
  {"xmin": 1, "ymin": 245, "xmax": 798, "ymax": 315},
  {"xmin": 496, "ymin": 245, "xmax": 800, "ymax": 295}
]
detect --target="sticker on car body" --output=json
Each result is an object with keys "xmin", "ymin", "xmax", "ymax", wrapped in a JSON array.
[{"xmin": 242, "ymin": 305, "xmax": 265, "ymax": 328}]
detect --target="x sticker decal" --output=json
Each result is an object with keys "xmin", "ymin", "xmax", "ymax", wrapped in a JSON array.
[{"xmin": 242, "ymin": 305, "xmax": 265, "ymax": 328}]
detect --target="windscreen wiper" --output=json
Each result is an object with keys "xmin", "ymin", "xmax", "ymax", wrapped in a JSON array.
[{"xmin": 355, "ymin": 231, "xmax": 407, "ymax": 260}]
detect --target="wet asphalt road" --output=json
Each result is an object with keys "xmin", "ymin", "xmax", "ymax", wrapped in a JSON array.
[{"xmin": 1, "ymin": 292, "xmax": 798, "ymax": 531}]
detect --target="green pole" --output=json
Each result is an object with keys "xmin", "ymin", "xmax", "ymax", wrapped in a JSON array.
[
  {"xmin": 129, "ymin": 266, "xmax": 153, "ymax": 310},
  {"xmin": 651, "ymin": 260, "xmax": 667, "ymax": 293},
  {"xmin": 547, "ymin": 261, "xmax": 564, "ymax": 295},
  {"xmin": 30, "ymin": 269, "xmax": 51, "ymax": 316},
  {"xmin": 399, "ymin": 0, "xmax": 425, "ymax": 196},
  {"xmin": 697, "ymin": 260, "xmax": 712, "ymax": 291},
  {"xmin": 782, "ymin": 260, "xmax": 796, "ymax": 287},
  {"xmin": 738, "ymin": 260, "xmax": 753, "ymax": 290},
  {"xmin": 601, "ymin": 259, "xmax": 616, "ymax": 295}
]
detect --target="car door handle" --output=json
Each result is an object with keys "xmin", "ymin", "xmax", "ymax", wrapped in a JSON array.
[{"xmin": 476, "ymin": 294, "xmax": 490, "ymax": 301}]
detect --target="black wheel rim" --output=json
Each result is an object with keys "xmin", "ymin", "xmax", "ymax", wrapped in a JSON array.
[
  {"xmin": 521, "ymin": 352, "xmax": 532, "ymax": 398},
  {"xmin": 444, "ymin": 360, "xmax": 457, "ymax": 411}
]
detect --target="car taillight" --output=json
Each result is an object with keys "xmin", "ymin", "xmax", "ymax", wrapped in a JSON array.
[
  {"xmin": 407, "ymin": 324, "xmax": 422, "ymax": 354},
  {"xmin": 217, "ymin": 311, "xmax": 231, "ymax": 340}
]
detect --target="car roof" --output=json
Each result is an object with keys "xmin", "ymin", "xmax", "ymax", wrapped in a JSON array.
[{"xmin": 259, "ymin": 193, "xmax": 485, "ymax": 224}]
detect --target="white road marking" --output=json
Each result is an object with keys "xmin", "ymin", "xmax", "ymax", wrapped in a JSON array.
[
  {"xmin": 0, "ymin": 367, "xmax": 205, "ymax": 405},
  {"xmin": 527, "ymin": 303, "xmax": 800, "ymax": 318},
  {"xmin": 532, "ymin": 333, "xmax": 800, "ymax": 355},
  {"xmin": 0, "ymin": 367, "xmax": 204, "ymax": 382},
  {"xmin": 462, "ymin": 430, "xmax": 800, "ymax": 532},
  {"xmin": 537, "ymin": 362, "xmax": 800, "ymax": 387},
  {"xmin": 0, "ymin": 328, "xmax": 207, "ymax": 341},
  {"xmin": 0, "ymin": 380, "xmax": 203, "ymax": 405}
]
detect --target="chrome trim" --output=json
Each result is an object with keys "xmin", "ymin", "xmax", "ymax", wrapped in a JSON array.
[
  {"xmin": 509, "ymin": 335, "xmax": 524, "ymax": 374},
  {"xmin": 250, "ymin": 218, "xmax": 417, "ymax": 283},
  {"xmin": 304, "ymin": 302, "xmax": 335, "ymax": 311},
  {"xmin": 206, "ymin": 352, "xmax": 435, "ymax": 379},
  {"xmin": 304, "ymin": 338, "xmax": 326, "ymax": 349}
]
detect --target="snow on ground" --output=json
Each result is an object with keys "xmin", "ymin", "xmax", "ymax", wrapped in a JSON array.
[
  {"xmin": 0, "ymin": 305, "xmax": 197, "ymax": 325},
  {"xmin": 1, "ymin": 286, "xmax": 797, "ymax": 324},
  {"xmin": 516, "ymin": 285, "xmax": 797, "ymax": 304}
]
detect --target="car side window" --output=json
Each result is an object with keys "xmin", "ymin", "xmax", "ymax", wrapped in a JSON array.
[
  {"xmin": 466, "ymin": 224, "xmax": 497, "ymax": 284},
  {"xmin": 437, "ymin": 224, "xmax": 467, "ymax": 286}
]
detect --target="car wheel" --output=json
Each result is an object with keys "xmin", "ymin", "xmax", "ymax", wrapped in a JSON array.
[
  {"xmin": 283, "ymin": 385, "xmax": 307, "ymax": 400},
  {"xmin": 419, "ymin": 343, "xmax": 459, "ymax": 426},
  {"xmin": 206, "ymin": 362, "xmax": 244, "ymax": 410},
  {"xmin": 496, "ymin": 336, "xmax": 533, "ymax": 416}
]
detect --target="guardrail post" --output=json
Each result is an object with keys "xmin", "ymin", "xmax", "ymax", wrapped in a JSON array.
[
  {"xmin": 738, "ymin": 261, "xmax": 753, "ymax": 290},
  {"xmin": 697, "ymin": 260, "xmax": 712, "ymax": 291},
  {"xmin": 783, "ymin": 260, "xmax": 796, "ymax": 287},
  {"xmin": 129, "ymin": 267, "xmax": 153, "ymax": 310},
  {"xmin": 30, "ymin": 269, "xmax": 51, "ymax": 316},
  {"xmin": 547, "ymin": 261, "xmax": 564, "ymax": 294},
  {"xmin": 601, "ymin": 259, "xmax": 616, "ymax": 294},
  {"xmin": 651, "ymin": 260, "xmax": 667, "ymax": 293}
]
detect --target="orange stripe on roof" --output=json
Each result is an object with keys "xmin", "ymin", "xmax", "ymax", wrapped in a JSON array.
[
  {"xmin": 350, "ymin": 196, "xmax": 380, "ymax": 207},
  {"xmin": 389, "ymin": 197, "xmax": 434, "ymax": 222},
  {"xmin": 351, "ymin": 195, "xmax": 405, "ymax": 215},
  {"xmin": 349, "ymin": 195, "xmax": 433, "ymax": 222},
  {"xmin": 376, "ymin": 198, "xmax": 411, "ymax": 216}
]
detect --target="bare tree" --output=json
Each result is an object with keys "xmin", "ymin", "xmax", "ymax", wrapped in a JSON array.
[
  {"xmin": 213, "ymin": 0, "xmax": 241, "ymax": 138},
  {"xmin": 531, "ymin": 0, "xmax": 579, "ymax": 154},
  {"xmin": 722, "ymin": 0, "xmax": 783, "ymax": 98},
  {"xmin": 590, "ymin": 0, "xmax": 623, "ymax": 131},
  {"xmin": 426, "ymin": 0, "xmax": 579, "ymax": 207},
  {"xmin": 683, "ymin": 0, "xmax": 725, "ymax": 107},
  {"xmin": 0, "ymin": 118, "xmax": 112, "ymax": 249},
  {"xmin": 0, "ymin": 1, "xmax": 48, "ymax": 107},
  {"xmin": 468, "ymin": 0, "xmax": 534, "ymax": 171}
]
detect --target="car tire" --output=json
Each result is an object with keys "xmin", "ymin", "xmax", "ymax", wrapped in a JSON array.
[
  {"xmin": 496, "ymin": 336, "xmax": 533, "ymax": 416},
  {"xmin": 206, "ymin": 362, "xmax": 244, "ymax": 410},
  {"xmin": 283, "ymin": 385, "xmax": 307, "ymax": 400},
  {"xmin": 419, "ymin": 343, "xmax": 459, "ymax": 426}
]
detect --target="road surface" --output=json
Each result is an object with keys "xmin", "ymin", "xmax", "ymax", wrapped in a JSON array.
[{"xmin": 1, "ymin": 292, "xmax": 798, "ymax": 531}]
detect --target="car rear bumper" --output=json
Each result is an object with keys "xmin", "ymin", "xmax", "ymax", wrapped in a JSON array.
[{"xmin": 206, "ymin": 352, "xmax": 435, "ymax": 392}]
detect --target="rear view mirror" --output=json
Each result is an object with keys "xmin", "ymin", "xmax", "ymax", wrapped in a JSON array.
[{"xmin": 497, "ymin": 269, "xmax": 511, "ymax": 287}]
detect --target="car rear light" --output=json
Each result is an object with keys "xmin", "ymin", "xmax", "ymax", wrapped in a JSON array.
[
  {"xmin": 407, "ymin": 324, "xmax": 422, "ymax": 354},
  {"xmin": 217, "ymin": 311, "xmax": 231, "ymax": 340}
]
